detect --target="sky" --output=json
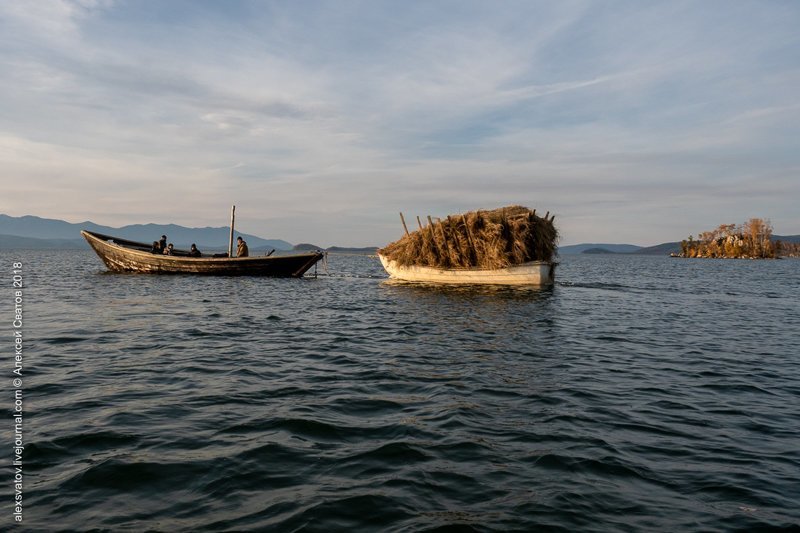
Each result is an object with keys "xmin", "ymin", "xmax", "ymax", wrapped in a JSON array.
[{"xmin": 1, "ymin": 0, "xmax": 798, "ymax": 247}]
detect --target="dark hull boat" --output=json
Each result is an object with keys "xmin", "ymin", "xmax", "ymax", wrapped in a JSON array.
[{"xmin": 82, "ymin": 230, "xmax": 324, "ymax": 277}]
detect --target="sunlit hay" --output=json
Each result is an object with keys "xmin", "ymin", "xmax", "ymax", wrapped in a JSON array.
[
  {"xmin": 419, "ymin": 225, "xmax": 437, "ymax": 266},
  {"xmin": 379, "ymin": 205, "xmax": 559, "ymax": 269},
  {"xmin": 450, "ymin": 218, "xmax": 475, "ymax": 267}
]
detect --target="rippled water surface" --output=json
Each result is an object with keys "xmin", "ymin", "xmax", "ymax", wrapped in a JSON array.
[{"xmin": 6, "ymin": 250, "xmax": 800, "ymax": 531}]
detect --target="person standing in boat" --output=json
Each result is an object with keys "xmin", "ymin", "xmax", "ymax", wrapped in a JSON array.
[
  {"xmin": 236, "ymin": 236, "xmax": 249, "ymax": 257},
  {"xmin": 158, "ymin": 235, "xmax": 168, "ymax": 252},
  {"xmin": 189, "ymin": 244, "xmax": 201, "ymax": 257}
]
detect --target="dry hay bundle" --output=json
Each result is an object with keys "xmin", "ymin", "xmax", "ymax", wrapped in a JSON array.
[{"xmin": 380, "ymin": 205, "xmax": 558, "ymax": 269}]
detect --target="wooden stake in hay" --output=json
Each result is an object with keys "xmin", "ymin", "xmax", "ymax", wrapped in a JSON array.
[{"xmin": 380, "ymin": 206, "xmax": 558, "ymax": 268}]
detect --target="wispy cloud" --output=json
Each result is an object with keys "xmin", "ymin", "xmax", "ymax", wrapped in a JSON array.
[{"xmin": 1, "ymin": 1, "xmax": 798, "ymax": 245}]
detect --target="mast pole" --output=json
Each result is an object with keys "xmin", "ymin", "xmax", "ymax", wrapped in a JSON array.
[
  {"xmin": 399, "ymin": 212, "xmax": 410, "ymax": 236},
  {"xmin": 228, "ymin": 205, "xmax": 236, "ymax": 257}
]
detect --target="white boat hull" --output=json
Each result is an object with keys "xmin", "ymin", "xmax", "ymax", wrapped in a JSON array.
[{"xmin": 379, "ymin": 255, "xmax": 555, "ymax": 286}]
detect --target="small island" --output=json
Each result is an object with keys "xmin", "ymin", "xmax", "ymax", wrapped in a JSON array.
[{"xmin": 679, "ymin": 218, "xmax": 800, "ymax": 259}]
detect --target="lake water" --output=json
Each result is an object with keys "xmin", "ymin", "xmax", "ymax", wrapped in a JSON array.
[{"xmin": 5, "ymin": 250, "xmax": 799, "ymax": 531}]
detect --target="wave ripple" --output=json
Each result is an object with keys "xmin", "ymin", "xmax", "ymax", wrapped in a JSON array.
[{"xmin": 12, "ymin": 251, "xmax": 800, "ymax": 531}]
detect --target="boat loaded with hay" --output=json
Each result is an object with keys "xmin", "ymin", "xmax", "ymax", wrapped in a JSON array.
[{"xmin": 378, "ymin": 206, "xmax": 558, "ymax": 286}]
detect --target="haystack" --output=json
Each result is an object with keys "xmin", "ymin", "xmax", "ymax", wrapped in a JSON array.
[{"xmin": 379, "ymin": 205, "xmax": 558, "ymax": 269}]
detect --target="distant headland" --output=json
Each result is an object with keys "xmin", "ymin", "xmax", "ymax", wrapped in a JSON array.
[
  {"xmin": 1, "ymin": 214, "xmax": 799, "ymax": 255},
  {"xmin": 293, "ymin": 243, "xmax": 378, "ymax": 255},
  {"xmin": 0, "ymin": 214, "xmax": 291, "ymax": 251},
  {"xmin": 0, "ymin": 214, "xmax": 376, "ymax": 254}
]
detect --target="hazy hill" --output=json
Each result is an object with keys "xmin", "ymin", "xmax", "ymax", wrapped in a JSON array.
[
  {"xmin": 294, "ymin": 243, "xmax": 377, "ymax": 254},
  {"xmin": 559, "ymin": 243, "xmax": 642, "ymax": 254},
  {"xmin": 774, "ymin": 234, "xmax": 800, "ymax": 244},
  {"xmin": 581, "ymin": 247, "xmax": 617, "ymax": 254},
  {"xmin": 567, "ymin": 236, "xmax": 798, "ymax": 256},
  {"xmin": 3, "ymin": 214, "xmax": 796, "ymax": 253},
  {"xmin": 634, "ymin": 236, "xmax": 799, "ymax": 255},
  {"xmin": 0, "ymin": 214, "xmax": 292, "ymax": 250},
  {"xmin": 633, "ymin": 242, "xmax": 682, "ymax": 255},
  {"xmin": 293, "ymin": 243, "xmax": 323, "ymax": 251},
  {"xmin": 327, "ymin": 246, "xmax": 378, "ymax": 255}
]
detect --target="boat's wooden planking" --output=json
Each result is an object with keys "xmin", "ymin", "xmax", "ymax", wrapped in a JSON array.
[
  {"xmin": 378, "ymin": 254, "xmax": 555, "ymax": 286},
  {"xmin": 82, "ymin": 231, "xmax": 322, "ymax": 277}
]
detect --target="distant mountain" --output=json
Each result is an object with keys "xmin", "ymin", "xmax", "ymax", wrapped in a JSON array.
[
  {"xmin": 563, "ymin": 241, "xmax": 681, "ymax": 255},
  {"xmin": 293, "ymin": 243, "xmax": 377, "ymax": 255},
  {"xmin": 293, "ymin": 243, "xmax": 323, "ymax": 251},
  {"xmin": 566, "ymin": 236, "xmax": 799, "ymax": 256},
  {"xmin": 633, "ymin": 241, "xmax": 682, "ymax": 255},
  {"xmin": 0, "ymin": 214, "xmax": 292, "ymax": 250},
  {"xmin": 5, "ymin": 214, "xmax": 795, "ymax": 253},
  {"xmin": 0, "ymin": 215, "xmax": 108, "ymax": 240},
  {"xmin": 581, "ymin": 247, "xmax": 617, "ymax": 254},
  {"xmin": 774, "ymin": 234, "xmax": 800, "ymax": 244},
  {"xmin": 634, "ymin": 236, "xmax": 799, "ymax": 255},
  {"xmin": 559, "ymin": 243, "xmax": 643, "ymax": 254}
]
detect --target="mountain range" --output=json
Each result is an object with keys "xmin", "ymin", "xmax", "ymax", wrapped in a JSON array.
[
  {"xmin": 559, "ymin": 235, "xmax": 800, "ymax": 255},
  {"xmin": 0, "ymin": 214, "xmax": 292, "ymax": 251},
  {"xmin": 2, "ymin": 214, "xmax": 798, "ymax": 253},
  {"xmin": 558, "ymin": 243, "xmax": 645, "ymax": 254},
  {"xmin": 558, "ymin": 242, "xmax": 685, "ymax": 255}
]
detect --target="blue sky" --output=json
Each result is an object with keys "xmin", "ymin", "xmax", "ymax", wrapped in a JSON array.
[{"xmin": 1, "ymin": 0, "xmax": 798, "ymax": 246}]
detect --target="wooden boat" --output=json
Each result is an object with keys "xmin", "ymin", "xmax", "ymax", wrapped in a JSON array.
[
  {"xmin": 82, "ymin": 230, "xmax": 324, "ymax": 277},
  {"xmin": 379, "ymin": 206, "xmax": 558, "ymax": 286},
  {"xmin": 378, "ymin": 254, "xmax": 555, "ymax": 286}
]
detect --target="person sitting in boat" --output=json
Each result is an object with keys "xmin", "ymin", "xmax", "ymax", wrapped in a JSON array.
[
  {"xmin": 159, "ymin": 235, "xmax": 168, "ymax": 252},
  {"xmin": 150, "ymin": 241, "xmax": 160, "ymax": 254},
  {"xmin": 163, "ymin": 243, "xmax": 174, "ymax": 256},
  {"xmin": 189, "ymin": 244, "xmax": 201, "ymax": 257},
  {"xmin": 236, "ymin": 236, "xmax": 249, "ymax": 257}
]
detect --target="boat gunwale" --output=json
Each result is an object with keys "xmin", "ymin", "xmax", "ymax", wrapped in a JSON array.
[
  {"xmin": 377, "ymin": 254, "xmax": 556, "ymax": 286},
  {"xmin": 377, "ymin": 253, "xmax": 554, "ymax": 273}
]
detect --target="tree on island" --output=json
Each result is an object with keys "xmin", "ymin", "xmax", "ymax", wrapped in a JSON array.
[{"xmin": 681, "ymin": 218, "xmax": 776, "ymax": 258}]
